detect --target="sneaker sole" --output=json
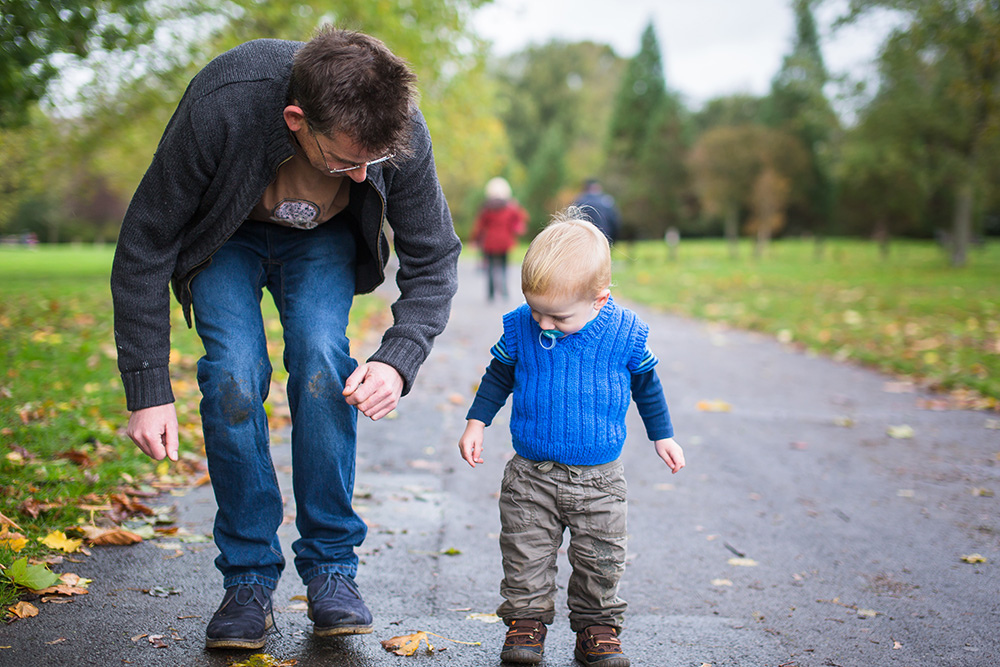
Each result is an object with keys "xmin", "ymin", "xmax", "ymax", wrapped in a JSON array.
[
  {"xmin": 205, "ymin": 616, "xmax": 273, "ymax": 649},
  {"xmin": 313, "ymin": 624, "xmax": 374, "ymax": 637},
  {"xmin": 499, "ymin": 647, "xmax": 543, "ymax": 664},
  {"xmin": 574, "ymin": 648, "xmax": 630, "ymax": 667}
]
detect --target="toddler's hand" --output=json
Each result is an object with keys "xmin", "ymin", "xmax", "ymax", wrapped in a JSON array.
[
  {"xmin": 459, "ymin": 420, "xmax": 486, "ymax": 468},
  {"xmin": 654, "ymin": 437, "xmax": 685, "ymax": 474}
]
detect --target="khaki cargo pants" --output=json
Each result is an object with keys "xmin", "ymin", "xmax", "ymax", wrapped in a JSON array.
[{"xmin": 496, "ymin": 454, "xmax": 628, "ymax": 632}]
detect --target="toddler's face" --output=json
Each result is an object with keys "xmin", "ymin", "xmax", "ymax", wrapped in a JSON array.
[{"xmin": 524, "ymin": 290, "xmax": 608, "ymax": 335}]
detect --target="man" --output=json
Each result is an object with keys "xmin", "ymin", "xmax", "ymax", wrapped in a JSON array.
[
  {"xmin": 571, "ymin": 178, "xmax": 620, "ymax": 243},
  {"xmin": 111, "ymin": 26, "xmax": 460, "ymax": 649}
]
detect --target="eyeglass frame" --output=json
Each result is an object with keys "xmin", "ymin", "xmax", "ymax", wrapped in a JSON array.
[{"xmin": 308, "ymin": 125, "xmax": 395, "ymax": 174}]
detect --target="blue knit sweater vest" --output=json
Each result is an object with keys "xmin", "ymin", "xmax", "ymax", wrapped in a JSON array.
[{"xmin": 504, "ymin": 298, "xmax": 649, "ymax": 465}]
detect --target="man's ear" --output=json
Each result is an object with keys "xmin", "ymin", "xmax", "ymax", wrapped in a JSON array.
[
  {"xmin": 594, "ymin": 288, "xmax": 611, "ymax": 310},
  {"xmin": 283, "ymin": 105, "xmax": 306, "ymax": 132}
]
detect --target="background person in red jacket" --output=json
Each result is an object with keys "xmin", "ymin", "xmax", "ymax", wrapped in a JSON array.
[{"xmin": 471, "ymin": 177, "xmax": 528, "ymax": 301}]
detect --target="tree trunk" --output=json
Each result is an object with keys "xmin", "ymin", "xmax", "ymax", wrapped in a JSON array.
[
  {"xmin": 873, "ymin": 217, "xmax": 890, "ymax": 260},
  {"xmin": 725, "ymin": 207, "xmax": 739, "ymax": 259},
  {"xmin": 951, "ymin": 180, "xmax": 973, "ymax": 268}
]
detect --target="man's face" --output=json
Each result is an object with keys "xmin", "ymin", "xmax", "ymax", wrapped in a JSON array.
[{"xmin": 304, "ymin": 131, "xmax": 376, "ymax": 184}]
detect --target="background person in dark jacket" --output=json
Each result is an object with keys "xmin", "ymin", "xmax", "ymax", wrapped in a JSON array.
[
  {"xmin": 111, "ymin": 26, "xmax": 461, "ymax": 650},
  {"xmin": 571, "ymin": 178, "xmax": 620, "ymax": 243}
]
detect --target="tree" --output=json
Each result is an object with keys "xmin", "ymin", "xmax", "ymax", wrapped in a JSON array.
[
  {"xmin": 839, "ymin": 0, "xmax": 1000, "ymax": 266},
  {"xmin": 688, "ymin": 125, "xmax": 811, "ymax": 257},
  {"xmin": 763, "ymin": 0, "xmax": 840, "ymax": 237},
  {"xmin": 604, "ymin": 21, "xmax": 688, "ymax": 239},
  {"xmin": 493, "ymin": 39, "xmax": 624, "ymax": 208},
  {"xmin": 0, "ymin": 0, "xmax": 157, "ymax": 127}
]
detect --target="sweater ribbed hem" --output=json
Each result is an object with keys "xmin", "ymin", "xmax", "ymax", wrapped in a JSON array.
[
  {"xmin": 368, "ymin": 337, "xmax": 427, "ymax": 396},
  {"xmin": 122, "ymin": 367, "xmax": 175, "ymax": 412}
]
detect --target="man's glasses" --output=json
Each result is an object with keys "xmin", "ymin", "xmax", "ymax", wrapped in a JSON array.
[{"xmin": 310, "ymin": 130, "xmax": 394, "ymax": 174}]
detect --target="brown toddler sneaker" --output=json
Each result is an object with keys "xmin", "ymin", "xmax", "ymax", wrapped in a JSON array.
[
  {"xmin": 500, "ymin": 619, "xmax": 547, "ymax": 664},
  {"xmin": 574, "ymin": 625, "xmax": 630, "ymax": 667}
]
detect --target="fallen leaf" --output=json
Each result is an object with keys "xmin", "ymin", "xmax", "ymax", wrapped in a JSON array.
[
  {"xmin": 961, "ymin": 553, "xmax": 986, "ymax": 564},
  {"xmin": 148, "ymin": 634, "xmax": 168, "ymax": 648},
  {"xmin": 711, "ymin": 579, "xmax": 733, "ymax": 587},
  {"xmin": 0, "ymin": 528, "xmax": 27, "ymax": 552},
  {"xmin": 971, "ymin": 487, "xmax": 994, "ymax": 498},
  {"xmin": 45, "ymin": 638, "xmax": 67, "ymax": 645},
  {"xmin": 441, "ymin": 548, "xmax": 461, "ymax": 556},
  {"xmin": 229, "ymin": 654, "xmax": 297, "ymax": 667},
  {"xmin": 7, "ymin": 601, "xmax": 38, "ymax": 618},
  {"xmin": 887, "ymin": 424, "xmax": 915, "ymax": 439},
  {"xmin": 728, "ymin": 558, "xmax": 758, "ymax": 567},
  {"xmin": 857, "ymin": 608, "xmax": 878, "ymax": 618},
  {"xmin": 382, "ymin": 631, "xmax": 433, "ymax": 656},
  {"xmin": 77, "ymin": 525, "xmax": 143, "ymax": 546},
  {"xmin": 448, "ymin": 393, "xmax": 465, "ymax": 405},
  {"xmin": 897, "ymin": 489, "xmax": 915, "ymax": 498},
  {"xmin": 2, "ymin": 557, "xmax": 60, "ymax": 590},
  {"xmin": 0, "ymin": 512, "xmax": 23, "ymax": 532},
  {"xmin": 39, "ymin": 530, "xmax": 83, "ymax": 553},
  {"xmin": 893, "ymin": 640, "xmax": 902, "ymax": 649},
  {"xmin": 696, "ymin": 400, "xmax": 731, "ymax": 413},
  {"xmin": 466, "ymin": 612, "xmax": 502, "ymax": 623},
  {"xmin": 833, "ymin": 415, "xmax": 855, "ymax": 427}
]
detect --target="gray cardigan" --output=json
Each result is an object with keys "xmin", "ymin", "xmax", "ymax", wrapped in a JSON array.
[{"xmin": 111, "ymin": 39, "xmax": 461, "ymax": 411}]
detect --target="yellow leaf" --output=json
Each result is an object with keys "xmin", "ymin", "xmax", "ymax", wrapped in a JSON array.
[
  {"xmin": 711, "ymin": 579, "xmax": 733, "ymax": 587},
  {"xmin": 887, "ymin": 425, "xmax": 915, "ymax": 439},
  {"xmin": 382, "ymin": 631, "xmax": 433, "ymax": 656},
  {"xmin": 728, "ymin": 557, "xmax": 758, "ymax": 567},
  {"xmin": 229, "ymin": 654, "xmax": 297, "ymax": 667},
  {"xmin": 961, "ymin": 553, "xmax": 986, "ymax": 564},
  {"xmin": 156, "ymin": 460, "xmax": 170, "ymax": 477},
  {"xmin": 39, "ymin": 531, "xmax": 82, "ymax": 553},
  {"xmin": 466, "ymin": 612, "xmax": 502, "ymax": 623},
  {"xmin": 696, "ymin": 400, "xmax": 731, "ymax": 413},
  {"xmin": 8, "ymin": 601, "xmax": 38, "ymax": 618},
  {"xmin": 0, "ymin": 528, "xmax": 27, "ymax": 552}
]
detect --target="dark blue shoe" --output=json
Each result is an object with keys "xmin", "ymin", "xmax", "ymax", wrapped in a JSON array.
[
  {"xmin": 205, "ymin": 583, "xmax": 274, "ymax": 649},
  {"xmin": 307, "ymin": 573, "xmax": 373, "ymax": 636}
]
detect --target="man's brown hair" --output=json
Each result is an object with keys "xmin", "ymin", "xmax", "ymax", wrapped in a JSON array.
[{"xmin": 290, "ymin": 25, "xmax": 418, "ymax": 156}]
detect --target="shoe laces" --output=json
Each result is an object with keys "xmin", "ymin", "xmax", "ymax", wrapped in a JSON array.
[{"xmin": 230, "ymin": 584, "xmax": 280, "ymax": 637}]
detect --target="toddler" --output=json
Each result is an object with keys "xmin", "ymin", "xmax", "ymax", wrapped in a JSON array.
[{"xmin": 459, "ymin": 209, "xmax": 684, "ymax": 666}]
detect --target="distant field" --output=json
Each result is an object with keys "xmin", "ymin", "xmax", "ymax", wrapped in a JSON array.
[{"xmin": 609, "ymin": 238, "xmax": 1000, "ymax": 406}]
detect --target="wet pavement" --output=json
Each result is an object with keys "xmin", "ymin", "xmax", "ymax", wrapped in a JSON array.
[{"xmin": 2, "ymin": 257, "xmax": 998, "ymax": 667}]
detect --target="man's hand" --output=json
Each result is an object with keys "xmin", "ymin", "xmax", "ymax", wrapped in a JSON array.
[
  {"xmin": 126, "ymin": 404, "xmax": 179, "ymax": 462},
  {"xmin": 343, "ymin": 361, "xmax": 404, "ymax": 420}
]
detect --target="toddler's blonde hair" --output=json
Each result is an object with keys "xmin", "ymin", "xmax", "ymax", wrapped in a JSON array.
[{"xmin": 521, "ymin": 206, "xmax": 612, "ymax": 300}]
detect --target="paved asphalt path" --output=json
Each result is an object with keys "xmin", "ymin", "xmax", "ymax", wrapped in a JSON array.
[{"xmin": 3, "ymin": 257, "xmax": 998, "ymax": 667}]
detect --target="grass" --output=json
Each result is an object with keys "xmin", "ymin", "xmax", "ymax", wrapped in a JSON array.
[
  {"xmin": 0, "ymin": 244, "xmax": 387, "ymax": 611},
  {"xmin": 609, "ymin": 237, "xmax": 1000, "ymax": 406}
]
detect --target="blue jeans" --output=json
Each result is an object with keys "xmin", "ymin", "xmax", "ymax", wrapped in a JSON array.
[{"xmin": 190, "ymin": 219, "xmax": 366, "ymax": 590}]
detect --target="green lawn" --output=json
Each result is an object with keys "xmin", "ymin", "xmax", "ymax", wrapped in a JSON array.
[
  {"xmin": 0, "ymin": 244, "xmax": 386, "ymax": 610},
  {"xmin": 609, "ymin": 238, "xmax": 1000, "ymax": 406}
]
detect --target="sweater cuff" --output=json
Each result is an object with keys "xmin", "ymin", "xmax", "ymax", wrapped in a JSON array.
[
  {"xmin": 368, "ymin": 337, "xmax": 427, "ymax": 396},
  {"xmin": 121, "ymin": 366, "xmax": 175, "ymax": 412}
]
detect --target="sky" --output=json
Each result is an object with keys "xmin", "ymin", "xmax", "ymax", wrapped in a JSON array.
[{"xmin": 471, "ymin": 0, "xmax": 900, "ymax": 110}]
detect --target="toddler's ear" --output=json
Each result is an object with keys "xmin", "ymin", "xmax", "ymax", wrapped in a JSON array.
[{"xmin": 594, "ymin": 289, "xmax": 611, "ymax": 310}]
